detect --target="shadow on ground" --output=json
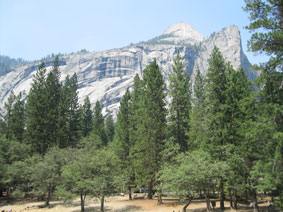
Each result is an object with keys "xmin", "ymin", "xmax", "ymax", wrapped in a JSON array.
[
  {"xmin": 187, "ymin": 205, "xmax": 278, "ymax": 212},
  {"xmin": 70, "ymin": 205, "xmax": 141, "ymax": 212}
]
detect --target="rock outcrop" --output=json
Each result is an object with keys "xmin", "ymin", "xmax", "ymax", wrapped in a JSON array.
[{"xmin": 0, "ymin": 23, "xmax": 256, "ymax": 116}]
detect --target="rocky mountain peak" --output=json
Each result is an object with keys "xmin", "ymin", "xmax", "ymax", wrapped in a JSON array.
[
  {"xmin": 0, "ymin": 23, "xmax": 256, "ymax": 117},
  {"xmin": 161, "ymin": 22, "xmax": 205, "ymax": 45}
]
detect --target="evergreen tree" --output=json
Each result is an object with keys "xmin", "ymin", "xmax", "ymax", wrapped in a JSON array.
[
  {"xmin": 57, "ymin": 74, "xmax": 80, "ymax": 148},
  {"xmin": 45, "ymin": 56, "xmax": 61, "ymax": 146},
  {"xmin": 168, "ymin": 51, "xmax": 191, "ymax": 152},
  {"xmin": 244, "ymin": 1, "xmax": 283, "ymax": 209},
  {"xmin": 204, "ymin": 47, "xmax": 229, "ymax": 210},
  {"xmin": 25, "ymin": 62, "xmax": 49, "ymax": 154},
  {"xmin": 105, "ymin": 114, "xmax": 114, "ymax": 143},
  {"xmin": 112, "ymin": 89, "xmax": 132, "ymax": 199},
  {"xmin": 127, "ymin": 74, "xmax": 143, "ymax": 199},
  {"xmin": 133, "ymin": 60, "xmax": 167, "ymax": 199},
  {"xmin": 129, "ymin": 74, "xmax": 143, "ymax": 152},
  {"xmin": 244, "ymin": 0, "xmax": 283, "ymax": 68},
  {"xmin": 189, "ymin": 70, "xmax": 206, "ymax": 150},
  {"xmin": 4, "ymin": 92, "xmax": 25, "ymax": 142},
  {"xmin": 80, "ymin": 97, "xmax": 93, "ymax": 138},
  {"xmin": 225, "ymin": 67, "xmax": 254, "ymax": 209},
  {"xmin": 92, "ymin": 101, "xmax": 107, "ymax": 145}
]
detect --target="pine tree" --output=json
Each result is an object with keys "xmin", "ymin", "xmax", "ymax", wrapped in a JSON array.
[
  {"xmin": 45, "ymin": 56, "xmax": 61, "ymax": 146},
  {"xmin": 244, "ymin": 1, "xmax": 283, "ymax": 209},
  {"xmin": 244, "ymin": 0, "xmax": 283, "ymax": 68},
  {"xmin": 129, "ymin": 74, "xmax": 143, "ymax": 152},
  {"xmin": 188, "ymin": 70, "xmax": 206, "ymax": 150},
  {"xmin": 80, "ymin": 97, "xmax": 93, "ymax": 138},
  {"xmin": 4, "ymin": 92, "xmax": 25, "ymax": 142},
  {"xmin": 127, "ymin": 74, "xmax": 143, "ymax": 200},
  {"xmin": 112, "ymin": 89, "xmax": 132, "ymax": 199},
  {"xmin": 204, "ymin": 47, "xmax": 229, "ymax": 210},
  {"xmin": 133, "ymin": 60, "xmax": 167, "ymax": 199},
  {"xmin": 68, "ymin": 73, "xmax": 80, "ymax": 145},
  {"xmin": 57, "ymin": 74, "xmax": 80, "ymax": 148},
  {"xmin": 168, "ymin": 51, "xmax": 191, "ymax": 152},
  {"xmin": 92, "ymin": 101, "xmax": 107, "ymax": 145},
  {"xmin": 105, "ymin": 114, "xmax": 114, "ymax": 143},
  {"xmin": 225, "ymin": 66, "xmax": 254, "ymax": 209},
  {"xmin": 25, "ymin": 62, "xmax": 48, "ymax": 154}
]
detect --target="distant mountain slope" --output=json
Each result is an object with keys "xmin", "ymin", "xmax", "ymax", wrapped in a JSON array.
[{"xmin": 0, "ymin": 23, "xmax": 257, "ymax": 116}]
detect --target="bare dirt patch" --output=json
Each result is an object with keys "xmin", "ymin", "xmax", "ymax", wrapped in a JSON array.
[{"xmin": 0, "ymin": 196, "xmax": 276, "ymax": 212}]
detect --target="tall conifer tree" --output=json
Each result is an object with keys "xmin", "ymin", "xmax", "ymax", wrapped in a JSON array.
[
  {"xmin": 133, "ymin": 60, "xmax": 167, "ymax": 199},
  {"xmin": 204, "ymin": 47, "xmax": 229, "ymax": 210},
  {"xmin": 80, "ymin": 97, "xmax": 93, "ymax": 138},
  {"xmin": 92, "ymin": 101, "xmax": 107, "ymax": 145},
  {"xmin": 25, "ymin": 62, "xmax": 48, "ymax": 153},
  {"xmin": 112, "ymin": 89, "xmax": 132, "ymax": 199},
  {"xmin": 4, "ymin": 92, "xmax": 25, "ymax": 142},
  {"xmin": 57, "ymin": 73, "xmax": 80, "ymax": 147},
  {"xmin": 45, "ymin": 56, "xmax": 61, "ymax": 146},
  {"xmin": 105, "ymin": 114, "xmax": 114, "ymax": 143},
  {"xmin": 168, "ymin": 51, "xmax": 191, "ymax": 152},
  {"xmin": 189, "ymin": 70, "xmax": 206, "ymax": 150}
]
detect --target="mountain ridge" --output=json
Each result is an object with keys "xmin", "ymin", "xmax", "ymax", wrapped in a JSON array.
[{"xmin": 0, "ymin": 23, "xmax": 257, "ymax": 116}]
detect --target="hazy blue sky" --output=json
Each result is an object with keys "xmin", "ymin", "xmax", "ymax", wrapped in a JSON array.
[{"xmin": 0, "ymin": 0, "xmax": 268, "ymax": 64}]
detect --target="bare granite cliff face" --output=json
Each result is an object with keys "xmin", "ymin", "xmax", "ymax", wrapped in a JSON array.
[{"xmin": 0, "ymin": 23, "xmax": 256, "ymax": 116}]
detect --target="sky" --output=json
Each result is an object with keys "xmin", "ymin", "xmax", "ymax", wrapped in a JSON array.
[{"xmin": 0, "ymin": 0, "xmax": 269, "ymax": 65}]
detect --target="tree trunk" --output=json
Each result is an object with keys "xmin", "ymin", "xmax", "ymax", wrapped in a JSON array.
[
  {"xmin": 229, "ymin": 188, "xmax": 233, "ymax": 209},
  {"xmin": 128, "ymin": 186, "xmax": 132, "ymax": 200},
  {"xmin": 204, "ymin": 192, "xmax": 211, "ymax": 212},
  {"xmin": 45, "ymin": 188, "xmax": 51, "ymax": 207},
  {"xmin": 148, "ymin": 177, "xmax": 153, "ymax": 199},
  {"xmin": 182, "ymin": 197, "xmax": 192, "ymax": 212},
  {"xmin": 100, "ymin": 194, "xmax": 105, "ymax": 212},
  {"xmin": 219, "ymin": 180, "xmax": 225, "ymax": 210},
  {"xmin": 252, "ymin": 190, "xmax": 259, "ymax": 212},
  {"xmin": 157, "ymin": 192, "xmax": 162, "ymax": 205},
  {"xmin": 233, "ymin": 189, "xmax": 238, "ymax": 210},
  {"xmin": 80, "ymin": 192, "xmax": 85, "ymax": 212}
]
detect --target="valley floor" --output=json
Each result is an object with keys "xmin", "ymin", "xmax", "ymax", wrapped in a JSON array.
[{"xmin": 0, "ymin": 195, "xmax": 276, "ymax": 212}]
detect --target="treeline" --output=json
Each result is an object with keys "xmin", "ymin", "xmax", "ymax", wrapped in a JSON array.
[
  {"xmin": 0, "ymin": 55, "xmax": 27, "ymax": 77},
  {"xmin": 0, "ymin": 46, "xmax": 282, "ymax": 212}
]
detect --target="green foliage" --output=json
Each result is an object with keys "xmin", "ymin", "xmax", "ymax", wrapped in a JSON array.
[
  {"xmin": 30, "ymin": 147, "xmax": 73, "ymax": 206},
  {"xmin": 113, "ymin": 89, "xmax": 131, "ymax": 161},
  {"xmin": 204, "ymin": 47, "xmax": 229, "ymax": 158},
  {"xmin": 189, "ymin": 70, "xmax": 206, "ymax": 150},
  {"xmin": 159, "ymin": 150, "xmax": 229, "ymax": 196},
  {"xmin": 57, "ymin": 73, "xmax": 80, "ymax": 148},
  {"xmin": 4, "ymin": 91, "xmax": 25, "ymax": 142},
  {"xmin": 25, "ymin": 62, "xmax": 49, "ymax": 153},
  {"xmin": 79, "ymin": 97, "xmax": 93, "ymax": 138},
  {"xmin": 244, "ymin": 0, "xmax": 283, "ymax": 68},
  {"xmin": 92, "ymin": 101, "xmax": 107, "ymax": 145},
  {"xmin": 105, "ymin": 114, "xmax": 114, "ymax": 143},
  {"xmin": 128, "ymin": 74, "xmax": 143, "ymax": 152},
  {"xmin": 0, "ymin": 55, "xmax": 26, "ymax": 77},
  {"xmin": 111, "ymin": 89, "xmax": 133, "ymax": 197},
  {"xmin": 244, "ymin": 1, "xmax": 283, "ymax": 206},
  {"xmin": 0, "ymin": 135, "xmax": 31, "ymax": 196},
  {"xmin": 44, "ymin": 56, "xmax": 61, "ymax": 146},
  {"xmin": 58, "ymin": 145, "xmax": 118, "ymax": 212},
  {"xmin": 132, "ymin": 60, "xmax": 167, "ymax": 198},
  {"xmin": 168, "ymin": 51, "xmax": 191, "ymax": 152}
]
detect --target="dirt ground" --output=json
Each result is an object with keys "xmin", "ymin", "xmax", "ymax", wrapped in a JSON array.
[{"xmin": 0, "ymin": 195, "xmax": 275, "ymax": 212}]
